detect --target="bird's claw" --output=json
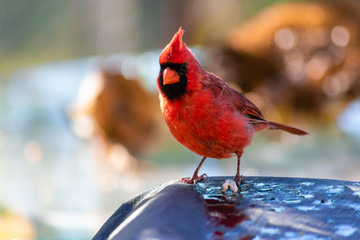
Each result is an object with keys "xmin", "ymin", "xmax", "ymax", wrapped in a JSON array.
[
  {"xmin": 234, "ymin": 174, "xmax": 244, "ymax": 186},
  {"xmin": 179, "ymin": 173, "xmax": 207, "ymax": 184}
]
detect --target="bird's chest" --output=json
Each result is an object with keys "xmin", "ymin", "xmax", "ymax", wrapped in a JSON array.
[
  {"xmin": 161, "ymin": 92, "xmax": 250, "ymax": 153},
  {"xmin": 162, "ymin": 91, "xmax": 220, "ymax": 134}
]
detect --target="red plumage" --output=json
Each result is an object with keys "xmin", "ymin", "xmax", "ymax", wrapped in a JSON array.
[{"xmin": 157, "ymin": 27, "xmax": 308, "ymax": 185}]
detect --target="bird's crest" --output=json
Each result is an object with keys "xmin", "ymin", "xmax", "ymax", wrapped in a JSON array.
[{"xmin": 159, "ymin": 27, "xmax": 194, "ymax": 64}]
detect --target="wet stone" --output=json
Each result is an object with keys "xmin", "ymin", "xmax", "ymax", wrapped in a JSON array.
[{"xmin": 93, "ymin": 176, "xmax": 360, "ymax": 240}]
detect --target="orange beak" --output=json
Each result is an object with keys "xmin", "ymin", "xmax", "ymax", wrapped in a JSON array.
[{"xmin": 162, "ymin": 68, "xmax": 180, "ymax": 85}]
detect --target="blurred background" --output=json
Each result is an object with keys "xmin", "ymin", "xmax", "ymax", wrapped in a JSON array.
[{"xmin": 1, "ymin": 0, "xmax": 360, "ymax": 239}]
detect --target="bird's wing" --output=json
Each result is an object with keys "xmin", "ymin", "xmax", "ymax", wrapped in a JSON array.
[
  {"xmin": 203, "ymin": 73, "xmax": 308, "ymax": 134},
  {"xmin": 205, "ymin": 73, "xmax": 267, "ymax": 125}
]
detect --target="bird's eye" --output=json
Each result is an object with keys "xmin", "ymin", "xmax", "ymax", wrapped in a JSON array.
[{"xmin": 180, "ymin": 63, "xmax": 188, "ymax": 75}]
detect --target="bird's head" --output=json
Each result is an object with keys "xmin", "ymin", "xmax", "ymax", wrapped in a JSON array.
[{"xmin": 157, "ymin": 27, "xmax": 203, "ymax": 101}]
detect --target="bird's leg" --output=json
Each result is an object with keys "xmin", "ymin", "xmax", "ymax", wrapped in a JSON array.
[
  {"xmin": 181, "ymin": 156, "xmax": 207, "ymax": 184},
  {"xmin": 234, "ymin": 151, "xmax": 244, "ymax": 186}
]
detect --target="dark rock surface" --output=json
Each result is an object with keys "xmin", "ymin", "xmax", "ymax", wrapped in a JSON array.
[{"xmin": 93, "ymin": 176, "xmax": 360, "ymax": 240}]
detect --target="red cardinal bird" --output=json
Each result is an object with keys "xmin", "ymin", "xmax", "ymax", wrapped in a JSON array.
[{"xmin": 157, "ymin": 27, "xmax": 308, "ymax": 185}]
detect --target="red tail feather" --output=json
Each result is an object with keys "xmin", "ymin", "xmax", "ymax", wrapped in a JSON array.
[{"xmin": 268, "ymin": 121, "xmax": 308, "ymax": 135}]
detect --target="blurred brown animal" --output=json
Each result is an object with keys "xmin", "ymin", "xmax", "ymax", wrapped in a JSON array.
[
  {"xmin": 71, "ymin": 69, "xmax": 160, "ymax": 172},
  {"xmin": 93, "ymin": 71, "xmax": 158, "ymax": 157},
  {"xmin": 208, "ymin": 0, "xmax": 360, "ymax": 125}
]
